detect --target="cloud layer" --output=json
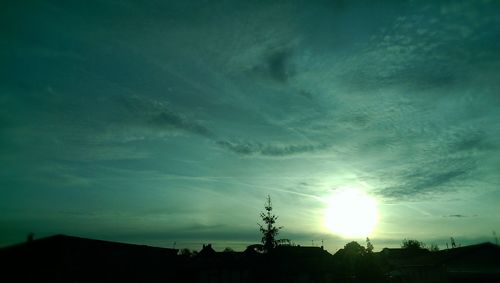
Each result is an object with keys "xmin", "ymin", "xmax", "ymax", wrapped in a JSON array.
[{"xmin": 1, "ymin": 0, "xmax": 499, "ymax": 250}]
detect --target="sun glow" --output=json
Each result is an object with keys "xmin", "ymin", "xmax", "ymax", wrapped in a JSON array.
[{"xmin": 324, "ymin": 187, "xmax": 378, "ymax": 238}]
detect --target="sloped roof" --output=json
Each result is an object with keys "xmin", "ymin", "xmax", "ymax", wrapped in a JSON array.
[
  {"xmin": 0, "ymin": 234, "xmax": 182, "ymax": 282},
  {"xmin": 0, "ymin": 234, "xmax": 178, "ymax": 257}
]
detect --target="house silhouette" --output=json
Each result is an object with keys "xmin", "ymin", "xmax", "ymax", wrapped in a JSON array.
[
  {"xmin": 0, "ymin": 234, "xmax": 181, "ymax": 282},
  {"xmin": 1, "ymin": 235, "xmax": 499, "ymax": 283}
]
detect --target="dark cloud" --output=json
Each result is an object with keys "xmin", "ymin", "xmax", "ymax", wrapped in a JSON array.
[
  {"xmin": 379, "ymin": 169, "xmax": 468, "ymax": 199},
  {"xmin": 217, "ymin": 140, "xmax": 329, "ymax": 157},
  {"xmin": 150, "ymin": 111, "xmax": 214, "ymax": 138},
  {"xmin": 116, "ymin": 95, "xmax": 215, "ymax": 138},
  {"xmin": 447, "ymin": 130, "xmax": 488, "ymax": 153},
  {"xmin": 118, "ymin": 95, "xmax": 330, "ymax": 156},
  {"xmin": 298, "ymin": 90, "xmax": 313, "ymax": 100},
  {"xmin": 249, "ymin": 47, "xmax": 295, "ymax": 83},
  {"xmin": 216, "ymin": 140, "xmax": 255, "ymax": 155},
  {"xmin": 444, "ymin": 214, "xmax": 477, "ymax": 218},
  {"xmin": 117, "ymin": 95, "xmax": 331, "ymax": 156},
  {"xmin": 376, "ymin": 157, "xmax": 475, "ymax": 200},
  {"xmin": 266, "ymin": 49, "xmax": 293, "ymax": 83},
  {"xmin": 410, "ymin": 169, "xmax": 469, "ymax": 192}
]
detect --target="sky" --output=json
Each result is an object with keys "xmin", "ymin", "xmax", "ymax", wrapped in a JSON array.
[{"xmin": 1, "ymin": 0, "xmax": 499, "ymax": 252}]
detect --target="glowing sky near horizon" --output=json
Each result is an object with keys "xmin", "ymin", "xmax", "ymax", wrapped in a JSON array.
[{"xmin": 1, "ymin": 0, "xmax": 499, "ymax": 252}]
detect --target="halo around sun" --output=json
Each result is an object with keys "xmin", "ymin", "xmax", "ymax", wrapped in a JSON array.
[{"xmin": 324, "ymin": 187, "xmax": 378, "ymax": 238}]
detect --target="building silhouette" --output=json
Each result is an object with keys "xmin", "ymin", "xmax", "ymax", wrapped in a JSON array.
[{"xmin": 1, "ymin": 234, "xmax": 499, "ymax": 282}]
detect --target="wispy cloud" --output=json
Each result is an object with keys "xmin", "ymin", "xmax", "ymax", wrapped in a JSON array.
[
  {"xmin": 375, "ymin": 157, "xmax": 475, "ymax": 200},
  {"xmin": 444, "ymin": 214, "xmax": 478, "ymax": 218},
  {"xmin": 216, "ymin": 140, "xmax": 330, "ymax": 157},
  {"xmin": 149, "ymin": 111, "xmax": 214, "ymax": 138}
]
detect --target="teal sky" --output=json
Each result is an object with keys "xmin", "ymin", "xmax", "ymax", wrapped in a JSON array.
[{"xmin": 1, "ymin": 0, "xmax": 499, "ymax": 252}]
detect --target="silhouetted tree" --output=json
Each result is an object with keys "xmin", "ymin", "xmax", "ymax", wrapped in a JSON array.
[
  {"xmin": 335, "ymin": 241, "xmax": 365, "ymax": 275},
  {"xmin": 223, "ymin": 247, "xmax": 234, "ymax": 252},
  {"xmin": 366, "ymin": 237, "xmax": 374, "ymax": 253},
  {"xmin": 258, "ymin": 195, "xmax": 282, "ymax": 252},
  {"xmin": 430, "ymin": 243, "xmax": 440, "ymax": 252},
  {"xmin": 344, "ymin": 241, "xmax": 366, "ymax": 256},
  {"xmin": 179, "ymin": 248, "xmax": 193, "ymax": 257},
  {"xmin": 335, "ymin": 241, "xmax": 384, "ymax": 282},
  {"xmin": 401, "ymin": 238, "xmax": 425, "ymax": 250}
]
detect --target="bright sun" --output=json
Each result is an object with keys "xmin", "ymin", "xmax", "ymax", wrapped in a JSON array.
[{"xmin": 324, "ymin": 187, "xmax": 378, "ymax": 238}]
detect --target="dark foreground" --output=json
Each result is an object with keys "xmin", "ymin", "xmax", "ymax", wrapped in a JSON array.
[{"xmin": 1, "ymin": 235, "xmax": 499, "ymax": 283}]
